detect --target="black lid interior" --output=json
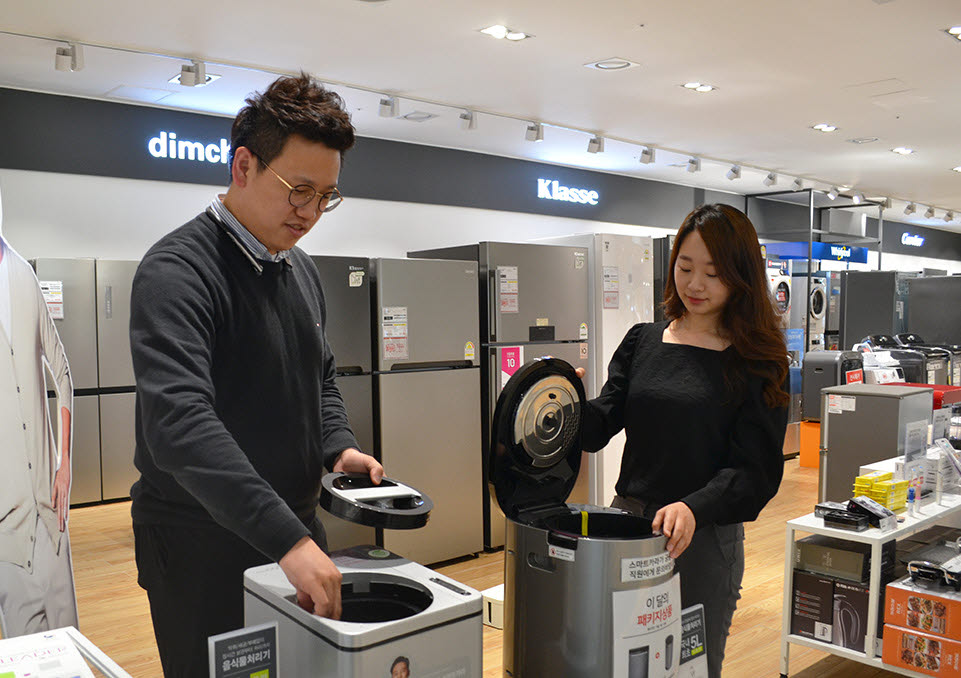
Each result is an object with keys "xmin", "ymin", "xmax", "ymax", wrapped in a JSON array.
[
  {"xmin": 320, "ymin": 473, "xmax": 432, "ymax": 530},
  {"xmin": 488, "ymin": 357, "xmax": 585, "ymax": 521}
]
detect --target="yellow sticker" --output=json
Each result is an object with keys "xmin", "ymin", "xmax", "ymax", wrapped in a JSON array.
[
  {"xmin": 536, "ymin": 318, "xmax": 549, "ymax": 327},
  {"xmin": 465, "ymin": 341, "xmax": 476, "ymax": 360},
  {"xmin": 581, "ymin": 510, "xmax": 589, "ymax": 537}
]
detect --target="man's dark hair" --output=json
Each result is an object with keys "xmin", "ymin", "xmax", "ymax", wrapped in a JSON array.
[
  {"xmin": 390, "ymin": 656, "xmax": 410, "ymax": 671},
  {"xmin": 230, "ymin": 71, "xmax": 355, "ymax": 168}
]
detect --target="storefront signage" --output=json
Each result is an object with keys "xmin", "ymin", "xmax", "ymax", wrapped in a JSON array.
[
  {"xmin": 148, "ymin": 131, "xmax": 230, "ymax": 164},
  {"xmin": 537, "ymin": 178, "xmax": 599, "ymax": 205},
  {"xmin": 900, "ymin": 232, "xmax": 925, "ymax": 247},
  {"xmin": 829, "ymin": 245, "xmax": 851, "ymax": 259}
]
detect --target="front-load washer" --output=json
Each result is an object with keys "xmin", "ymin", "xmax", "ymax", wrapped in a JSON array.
[
  {"xmin": 244, "ymin": 474, "xmax": 483, "ymax": 677},
  {"xmin": 768, "ymin": 271, "xmax": 791, "ymax": 329},
  {"xmin": 491, "ymin": 357, "xmax": 681, "ymax": 678}
]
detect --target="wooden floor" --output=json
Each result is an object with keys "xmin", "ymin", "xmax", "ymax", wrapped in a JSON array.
[{"xmin": 62, "ymin": 460, "xmax": 905, "ymax": 677}]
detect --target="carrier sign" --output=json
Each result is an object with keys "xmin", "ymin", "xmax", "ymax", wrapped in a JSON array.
[
  {"xmin": 901, "ymin": 233, "xmax": 925, "ymax": 247},
  {"xmin": 537, "ymin": 179, "xmax": 599, "ymax": 206}
]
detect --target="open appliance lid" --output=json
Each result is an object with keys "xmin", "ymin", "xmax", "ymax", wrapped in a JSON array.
[
  {"xmin": 489, "ymin": 357, "xmax": 585, "ymax": 521},
  {"xmin": 320, "ymin": 473, "xmax": 432, "ymax": 530}
]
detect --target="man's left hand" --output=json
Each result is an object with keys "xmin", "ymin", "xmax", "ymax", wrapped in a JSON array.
[
  {"xmin": 333, "ymin": 448, "xmax": 384, "ymax": 484},
  {"xmin": 652, "ymin": 502, "xmax": 695, "ymax": 559},
  {"xmin": 52, "ymin": 465, "xmax": 70, "ymax": 531}
]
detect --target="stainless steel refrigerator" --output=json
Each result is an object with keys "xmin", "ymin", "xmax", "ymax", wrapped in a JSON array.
[
  {"xmin": 372, "ymin": 257, "xmax": 483, "ymax": 564},
  {"xmin": 31, "ymin": 258, "xmax": 139, "ymax": 504},
  {"xmin": 908, "ymin": 276, "xmax": 961, "ymax": 346},
  {"xmin": 838, "ymin": 271, "xmax": 917, "ymax": 350},
  {"xmin": 409, "ymin": 242, "xmax": 592, "ymax": 550},
  {"xmin": 309, "ymin": 255, "xmax": 377, "ymax": 551}
]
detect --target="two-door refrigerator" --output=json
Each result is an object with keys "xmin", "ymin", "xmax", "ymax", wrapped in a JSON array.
[
  {"xmin": 372, "ymin": 257, "xmax": 483, "ymax": 564},
  {"xmin": 409, "ymin": 242, "xmax": 592, "ymax": 549},
  {"xmin": 309, "ymin": 255, "xmax": 376, "ymax": 551}
]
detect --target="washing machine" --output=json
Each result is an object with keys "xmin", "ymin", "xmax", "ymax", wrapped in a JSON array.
[
  {"xmin": 789, "ymin": 276, "xmax": 827, "ymax": 352},
  {"xmin": 768, "ymin": 270, "xmax": 791, "ymax": 329},
  {"xmin": 491, "ymin": 358, "xmax": 681, "ymax": 678},
  {"xmin": 243, "ymin": 475, "xmax": 483, "ymax": 677}
]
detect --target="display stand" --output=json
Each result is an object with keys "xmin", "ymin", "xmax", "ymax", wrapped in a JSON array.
[
  {"xmin": 780, "ymin": 494, "xmax": 961, "ymax": 677},
  {"xmin": 0, "ymin": 626, "xmax": 132, "ymax": 678}
]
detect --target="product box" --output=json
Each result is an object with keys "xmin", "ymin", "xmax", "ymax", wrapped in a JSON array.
[
  {"xmin": 882, "ymin": 624, "xmax": 961, "ymax": 676},
  {"xmin": 795, "ymin": 534, "xmax": 896, "ymax": 583},
  {"xmin": 886, "ymin": 575, "xmax": 961, "ymax": 640},
  {"xmin": 791, "ymin": 570, "xmax": 834, "ymax": 642},
  {"xmin": 832, "ymin": 577, "xmax": 890, "ymax": 653},
  {"xmin": 482, "ymin": 584, "xmax": 504, "ymax": 629}
]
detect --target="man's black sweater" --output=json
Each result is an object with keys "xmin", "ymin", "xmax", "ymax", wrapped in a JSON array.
[{"xmin": 129, "ymin": 211, "xmax": 358, "ymax": 562}]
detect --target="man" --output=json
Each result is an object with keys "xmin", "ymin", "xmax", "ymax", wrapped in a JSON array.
[
  {"xmin": 0, "ymin": 230, "xmax": 76, "ymax": 637},
  {"xmin": 130, "ymin": 73, "xmax": 383, "ymax": 677}
]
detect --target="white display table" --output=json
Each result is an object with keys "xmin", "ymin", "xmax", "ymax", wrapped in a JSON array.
[
  {"xmin": 0, "ymin": 626, "xmax": 132, "ymax": 678},
  {"xmin": 780, "ymin": 493, "xmax": 961, "ymax": 677}
]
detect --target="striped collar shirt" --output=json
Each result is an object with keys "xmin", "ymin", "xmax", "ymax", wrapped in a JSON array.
[{"xmin": 208, "ymin": 197, "xmax": 293, "ymax": 267}]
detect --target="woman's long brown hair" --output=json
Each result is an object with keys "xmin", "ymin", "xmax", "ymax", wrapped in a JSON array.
[{"xmin": 664, "ymin": 203, "xmax": 790, "ymax": 408}]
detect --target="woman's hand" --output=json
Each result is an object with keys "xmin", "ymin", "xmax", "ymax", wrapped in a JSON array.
[
  {"xmin": 575, "ymin": 367, "xmax": 586, "ymax": 378},
  {"xmin": 652, "ymin": 502, "xmax": 696, "ymax": 559}
]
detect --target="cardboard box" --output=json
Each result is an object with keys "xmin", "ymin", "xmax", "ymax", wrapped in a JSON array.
[
  {"xmin": 833, "ymin": 577, "xmax": 889, "ymax": 653},
  {"xmin": 792, "ymin": 570, "xmax": 834, "ymax": 643},
  {"xmin": 482, "ymin": 584, "xmax": 504, "ymax": 629},
  {"xmin": 882, "ymin": 624, "xmax": 961, "ymax": 676},
  {"xmin": 795, "ymin": 534, "xmax": 895, "ymax": 583},
  {"xmin": 886, "ymin": 575, "xmax": 961, "ymax": 640}
]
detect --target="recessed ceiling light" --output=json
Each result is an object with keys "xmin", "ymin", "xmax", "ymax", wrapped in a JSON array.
[
  {"xmin": 505, "ymin": 31, "xmax": 529, "ymax": 41},
  {"xmin": 847, "ymin": 137, "xmax": 879, "ymax": 144},
  {"xmin": 945, "ymin": 26, "xmax": 961, "ymax": 40},
  {"xmin": 812, "ymin": 123, "xmax": 839, "ymax": 133},
  {"xmin": 167, "ymin": 71, "xmax": 221, "ymax": 87},
  {"xmin": 401, "ymin": 111, "xmax": 437, "ymax": 122},
  {"xmin": 584, "ymin": 57, "xmax": 640, "ymax": 71},
  {"xmin": 480, "ymin": 24, "xmax": 532, "ymax": 41},
  {"xmin": 892, "ymin": 147, "xmax": 914, "ymax": 155},
  {"xmin": 682, "ymin": 82, "xmax": 717, "ymax": 92},
  {"xmin": 953, "ymin": 166, "xmax": 961, "ymax": 173}
]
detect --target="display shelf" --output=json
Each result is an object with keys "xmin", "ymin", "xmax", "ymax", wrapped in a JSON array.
[{"xmin": 780, "ymin": 493, "xmax": 961, "ymax": 677}]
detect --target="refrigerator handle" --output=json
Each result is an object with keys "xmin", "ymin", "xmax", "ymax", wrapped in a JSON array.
[
  {"xmin": 104, "ymin": 285, "xmax": 113, "ymax": 320},
  {"xmin": 488, "ymin": 268, "xmax": 499, "ymax": 343}
]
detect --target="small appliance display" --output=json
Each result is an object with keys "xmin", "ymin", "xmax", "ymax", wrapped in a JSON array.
[
  {"xmin": 801, "ymin": 350, "xmax": 863, "ymax": 421},
  {"xmin": 244, "ymin": 473, "xmax": 483, "ymax": 677},
  {"xmin": 897, "ymin": 333, "xmax": 961, "ymax": 387},
  {"xmin": 490, "ymin": 358, "xmax": 681, "ymax": 677},
  {"xmin": 867, "ymin": 334, "xmax": 950, "ymax": 385}
]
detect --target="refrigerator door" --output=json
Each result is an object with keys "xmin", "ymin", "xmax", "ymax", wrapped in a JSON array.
[
  {"xmin": 377, "ymin": 368, "xmax": 483, "ymax": 564},
  {"xmin": 375, "ymin": 258, "xmax": 479, "ymax": 370},
  {"xmin": 486, "ymin": 342, "xmax": 591, "ymax": 548},
  {"xmin": 309, "ymin": 256, "xmax": 372, "ymax": 374},
  {"xmin": 31, "ymin": 258, "xmax": 99, "ymax": 389},
  {"xmin": 95, "ymin": 260, "xmax": 138, "ymax": 388},
  {"xmin": 484, "ymin": 242, "xmax": 590, "ymax": 344},
  {"xmin": 49, "ymin": 394, "xmax": 101, "ymax": 505},
  {"xmin": 100, "ymin": 392, "xmax": 138, "ymax": 500},
  {"xmin": 908, "ymin": 277, "xmax": 961, "ymax": 346}
]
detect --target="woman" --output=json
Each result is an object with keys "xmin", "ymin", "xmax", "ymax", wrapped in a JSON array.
[{"xmin": 580, "ymin": 203, "xmax": 789, "ymax": 678}]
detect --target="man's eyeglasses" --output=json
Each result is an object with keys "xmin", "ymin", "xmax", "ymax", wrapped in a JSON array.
[{"xmin": 255, "ymin": 154, "xmax": 343, "ymax": 214}]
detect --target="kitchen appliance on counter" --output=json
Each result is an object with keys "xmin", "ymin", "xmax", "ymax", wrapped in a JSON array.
[
  {"xmin": 245, "ymin": 473, "xmax": 482, "ymax": 677},
  {"xmin": 801, "ymin": 350, "xmax": 863, "ymax": 421},
  {"xmin": 863, "ymin": 334, "xmax": 948, "ymax": 385},
  {"xmin": 409, "ymin": 242, "xmax": 592, "ymax": 550},
  {"xmin": 492, "ymin": 358, "xmax": 680, "ymax": 678},
  {"xmin": 896, "ymin": 333, "xmax": 961, "ymax": 387}
]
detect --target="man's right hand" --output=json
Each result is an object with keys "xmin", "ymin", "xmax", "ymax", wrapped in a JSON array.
[{"xmin": 278, "ymin": 536, "xmax": 342, "ymax": 619}]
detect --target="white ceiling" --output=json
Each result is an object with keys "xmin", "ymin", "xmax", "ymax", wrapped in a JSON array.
[{"xmin": 3, "ymin": 0, "xmax": 961, "ymax": 230}]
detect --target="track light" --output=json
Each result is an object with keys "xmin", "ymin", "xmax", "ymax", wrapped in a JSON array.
[
  {"xmin": 826, "ymin": 187, "xmax": 839, "ymax": 200},
  {"xmin": 945, "ymin": 211, "xmax": 955, "ymax": 222},
  {"xmin": 179, "ymin": 60, "xmax": 208, "ymax": 87},
  {"xmin": 925, "ymin": 206, "xmax": 936, "ymax": 219},
  {"xmin": 525, "ymin": 122, "xmax": 544, "ymax": 142},
  {"xmin": 726, "ymin": 165, "xmax": 741, "ymax": 181},
  {"xmin": 378, "ymin": 96, "xmax": 399, "ymax": 118},
  {"xmin": 639, "ymin": 147, "xmax": 655, "ymax": 164},
  {"xmin": 459, "ymin": 110, "xmax": 477, "ymax": 130},
  {"xmin": 587, "ymin": 135, "xmax": 605, "ymax": 154},
  {"xmin": 792, "ymin": 178, "xmax": 804, "ymax": 191},
  {"xmin": 851, "ymin": 192, "xmax": 864, "ymax": 205},
  {"xmin": 55, "ymin": 43, "xmax": 84, "ymax": 72},
  {"xmin": 763, "ymin": 172, "xmax": 777, "ymax": 187},
  {"xmin": 904, "ymin": 202, "xmax": 917, "ymax": 215},
  {"xmin": 686, "ymin": 157, "xmax": 701, "ymax": 173}
]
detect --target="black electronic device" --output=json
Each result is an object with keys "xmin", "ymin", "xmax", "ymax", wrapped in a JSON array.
[{"xmin": 320, "ymin": 472, "xmax": 432, "ymax": 530}]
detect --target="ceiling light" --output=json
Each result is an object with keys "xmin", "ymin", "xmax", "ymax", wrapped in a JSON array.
[
  {"xmin": 459, "ymin": 110, "xmax": 477, "ymax": 130},
  {"xmin": 953, "ymin": 166, "xmax": 961, "ymax": 173},
  {"xmin": 480, "ymin": 25, "xmax": 509, "ymax": 39},
  {"xmin": 812, "ymin": 123, "xmax": 839, "ymax": 133},
  {"xmin": 54, "ymin": 43, "xmax": 84, "ymax": 72},
  {"xmin": 763, "ymin": 172, "xmax": 777, "ymax": 187},
  {"xmin": 686, "ymin": 157, "xmax": 701, "ymax": 173},
  {"xmin": 792, "ymin": 178, "xmax": 804, "ymax": 190},
  {"xmin": 525, "ymin": 122, "xmax": 544, "ymax": 142},
  {"xmin": 400, "ymin": 111, "xmax": 437, "ymax": 122},
  {"xmin": 945, "ymin": 211, "xmax": 955, "ymax": 222},
  {"xmin": 945, "ymin": 26, "xmax": 961, "ymax": 40},
  {"xmin": 904, "ymin": 202, "xmax": 917, "ymax": 215},
  {"xmin": 178, "ymin": 60, "xmax": 208, "ymax": 87},
  {"xmin": 639, "ymin": 147, "xmax": 655, "ymax": 164},
  {"xmin": 881, "ymin": 198, "xmax": 893, "ymax": 209},
  {"xmin": 378, "ymin": 96, "xmax": 398, "ymax": 117},
  {"xmin": 726, "ymin": 165, "xmax": 741, "ymax": 181},
  {"xmin": 682, "ymin": 82, "xmax": 716, "ymax": 93},
  {"xmin": 587, "ymin": 135, "xmax": 605, "ymax": 154},
  {"xmin": 847, "ymin": 137, "xmax": 879, "ymax": 144},
  {"xmin": 892, "ymin": 147, "xmax": 914, "ymax": 155},
  {"xmin": 683, "ymin": 82, "xmax": 701, "ymax": 89},
  {"xmin": 505, "ymin": 31, "xmax": 529, "ymax": 41},
  {"xmin": 826, "ymin": 187, "xmax": 839, "ymax": 200},
  {"xmin": 851, "ymin": 192, "xmax": 864, "ymax": 205},
  {"xmin": 925, "ymin": 206, "xmax": 936, "ymax": 219},
  {"xmin": 585, "ymin": 57, "xmax": 639, "ymax": 71}
]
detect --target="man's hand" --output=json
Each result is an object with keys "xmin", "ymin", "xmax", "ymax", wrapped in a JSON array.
[
  {"xmin": 279, "ymin": 537, "xmax": 343, "ymax": 619},
  {"xmin": 652, "ymin": 502, "xmax": 696, "ymax": 559},
  {"xmin": 333, "ymin": 448, "xmax": 384, "ymax": 484},
  {"xmin": 52, "ymin": 464, "xmax": 70, "ymax": 532}
]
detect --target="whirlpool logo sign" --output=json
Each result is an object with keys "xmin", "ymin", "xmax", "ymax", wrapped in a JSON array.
[
  {"xmin": 830, "ymin": 246, "xmax": 852, "ymax": 260},
  {"xmin": 537, "ymin": 179, "xmax": 599, "ymax": 206},
  {"xmin": 147, "ymin": 131, "xmax": 231, "ymax": 164}
]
